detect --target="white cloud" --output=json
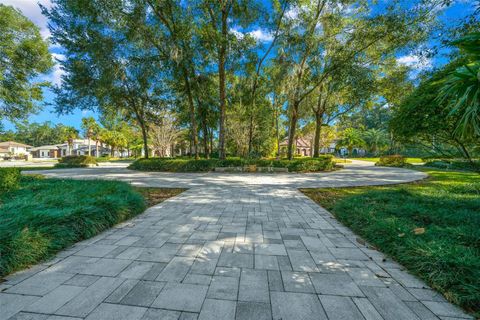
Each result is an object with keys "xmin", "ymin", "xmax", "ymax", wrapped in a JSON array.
[
  {"xmin": 0, "ymin": 0, "xmax": 53, "ymax": 39},
  {"xmin": 47, "ymin": 53, "xmax": 65, "ymax": 85},
  {"xmin": 229, "ymin": 27, "xmax": 244, "ymax": 39},
  {"xmin": 285, "ymin": 6, "xmax": 300, "ymax": 20},
  {"xmin": 248, "ymin": 29, "xmax": 273, "ymax": 42},
  {"xmin": 397, "ymin": 54, "xmax": 432, "ymax": 70}
]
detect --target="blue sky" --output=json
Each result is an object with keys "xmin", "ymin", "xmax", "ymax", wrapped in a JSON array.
[{"xmin": 0, "ymin": 0, "xmax": 477, "ymax": 132}]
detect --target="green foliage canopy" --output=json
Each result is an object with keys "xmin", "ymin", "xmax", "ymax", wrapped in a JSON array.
[{"xmin": 0, "ymin": 5, "xmax": 53, "ymax": 121}]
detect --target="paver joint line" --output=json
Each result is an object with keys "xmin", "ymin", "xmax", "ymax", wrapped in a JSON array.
[{"xmin": 2, "ymin": 162, "xmax": 473, "ymax": 320}]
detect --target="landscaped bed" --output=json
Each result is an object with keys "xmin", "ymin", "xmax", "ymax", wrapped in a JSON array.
[
  {"xmin": 54, "ymin": 155, "xmax": 98, "ymax": 168},
  {"xmin": 301, "ymin": 168, "xmax": 480, "ymax": 317},
  {"xmin": 129, "ymin": 156, "xmax": 335, "ymax": 172},
  {"xmin": 0, "ymin": 171, "xmax": 184, "ymax": 277}
]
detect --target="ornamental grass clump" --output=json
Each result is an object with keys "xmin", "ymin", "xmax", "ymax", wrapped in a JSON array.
[
  {"xmin": 375, "ymin": 155, "xmax": 408, "ymax": 167},
  {"xmin": 0, "ymin": 168, "xmax": 21, "ymax": 193},
  {"xmin": 55, "ymin": 155, "xmax": 98, "ymax": 168}
]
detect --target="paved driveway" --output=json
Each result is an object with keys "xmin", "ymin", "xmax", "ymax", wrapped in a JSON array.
[
  {"xmin": 1, "ymin": 162, "xmax": 472, "ymax": 320},
  {"xmin": 24, "ymin": 160, "xmax": 427, "ymax": 188}
]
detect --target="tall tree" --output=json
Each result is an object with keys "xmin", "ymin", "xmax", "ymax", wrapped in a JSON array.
[
  {"xmin": 0, "ymin": 4, "xmax": 53, "ymax": 121},
  {"xmin": 81, "ymin": 117, "xmax": 100, "ymax": 156},
  {"xmin": 391, "ymin": 59, "xmax": 478, "ymax": 163},
  {"xmin": 200, "ymin": 0, "xmax": 260, "ymax": 159},
  {"xmin": 279, "ymin": 0, "xmax": 438, "ymax": 159},
  {"xmin": 438, "ymin": 32, "xmax": 480, "ymax": 138},
  {"xmin": 141, "ymin": 0, "xmax": 201, "ymax": 159},
  {"xmin": 44, "ymin": 0, "xmax": 168, "ymax": 159}
]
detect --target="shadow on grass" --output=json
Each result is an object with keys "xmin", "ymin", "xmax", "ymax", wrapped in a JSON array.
[{"xmin": 301, "ymin": 169, "xmax": 480, "ymax": 317}]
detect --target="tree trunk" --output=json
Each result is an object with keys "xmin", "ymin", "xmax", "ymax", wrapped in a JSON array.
[
  {"xmin": 139, "ymin": 121, "xmax": 149, "ymax": 159},
  {"xmin": 218, "ymin": 6, "xmax": 228, "ymax": 160},
  {"xmin": 88, "ymin": 138, "xmax": 91, "ymax": 156},
  {"xmin": 209, "ymin": 127, "xmax": 214, "ymax": 157},
  {"xmin": 287, "ymin": 100, "xmax": 300, "ymax": 160},
  {"xmin": 203, "ymin": 120, "xmax": 209, "ymax": 159},
  {"xmin": 95, "ymin": 141, "xmax": 99, "ymax": 157},
  {"xmin": 313, "ymin": 112, "xmax": 323, "ymax": 157},
  {"xmin": 275, "ymin": 103, "xmax": 280, "ymax": 160},
  {"xmin": 248, "ymin": 114, "xmax": 254, "ymax": 157},
  {"xmin": 183, "ymin": 70, "xmax": 199, "ymax": 160},
  {"xmin": 454, "ymin": 138, "xmax": 477, "ymax": 171}
]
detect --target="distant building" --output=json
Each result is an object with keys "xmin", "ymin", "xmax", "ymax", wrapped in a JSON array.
[
  {"xmin": 279, "ymin": 137, "xmax": 313, "ymax": 156},
  {"xmin": 30, "ymin": 139, "xmax": 111, "ymax": 158},
  {"xmin": 278, "ymin": 137, "xmax": 364, "ymax": 157},
  {"xmin": 0, "ymin": 141, "xmax": 32, "ymax": 156},
  {"xmin": 0, "ymin": 146, "xmax": 9, "ymax": 158},
  {"xmin": 30, "ymin": 145, "xmax": 61, "ymax": 158}
]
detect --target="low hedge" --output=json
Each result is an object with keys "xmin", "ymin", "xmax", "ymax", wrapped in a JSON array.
[
  {"xmin": 129, "ymin": 156, "xmax": 335, "ymax": 172},
  {"xmin": 375, "ymin": 155, "xmax": 408, "ymax": 167},
  {"xmin": 55, "ymin": 155, "xmax": 98, "ymax": 168},
  {"xmin": 0, "ymin": 168, "xmax": 21, "ymax": 193},
  {"xmin": 424, "ymin": 159, "xmax": 480, "ymax": 172}
]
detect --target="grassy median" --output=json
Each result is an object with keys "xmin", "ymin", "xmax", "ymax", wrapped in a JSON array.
[
  {"xmin": 301, "ymin": 169, "xmax": 480, "ymax": 317},
  {"xmin": 0, "ymin": 175, "xmax": 183, "ymax": 277}
]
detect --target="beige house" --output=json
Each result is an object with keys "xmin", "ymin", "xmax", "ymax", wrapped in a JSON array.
[
  {"xmin": 30, "ymin": 145, "xmax": 61, "ymax": 158},
  {"xmin": 0, "ymin": 147, "xmax": 9, "ymax": 158},
  {"xmin": 0, "ymin": 141, "xmax": 32, "ymax": 156},
  {"xmin": 279, "ymin": 137, "xmax": 313, "ymax": 156}
]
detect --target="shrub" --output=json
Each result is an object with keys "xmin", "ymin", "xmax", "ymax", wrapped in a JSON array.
[
  {"xmin": 0, "ymin": 168, "xmax": 21, "ymax": 192},
  {"xmin": 55, "ymin": 155, "xmax": 98, "ymax": 168},
  {"xmin": 129, "ymin": 155, "xmax": 335, "ymax": 172},
  {"xmin": 375, "ymin": 155, "xmax": 408, "ymax": 167}
]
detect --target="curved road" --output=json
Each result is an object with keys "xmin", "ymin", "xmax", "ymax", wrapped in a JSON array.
[
  {"xmin": 27, "ymin": 160, "xmax": 427, "ymax": 188},
  {"xmin": 2, "ymin": 162, "xmax": 472, "ymax": 320}
]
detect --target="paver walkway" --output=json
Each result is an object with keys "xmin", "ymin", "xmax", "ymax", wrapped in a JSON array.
[{"xmin": 1, "ymin": 162, "xmax": 473, "ymax": 320}]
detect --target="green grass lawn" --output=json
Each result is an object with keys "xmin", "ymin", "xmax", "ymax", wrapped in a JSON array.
[
  {"xmin": 301, "ymin": 169, "xmax": 480, "ymax": 317},
  {"xmin": 350, "ymin": 157, "xmax": 424, "ymax": 164},
  {"xmin": 0, "ymin": 175, "xmax": 184, "ymax": 277}
]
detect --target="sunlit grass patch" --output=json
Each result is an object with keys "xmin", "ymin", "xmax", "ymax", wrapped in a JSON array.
[{"xmin": 301, "ymin": 168, "xmax": 480, "ymax": 317}]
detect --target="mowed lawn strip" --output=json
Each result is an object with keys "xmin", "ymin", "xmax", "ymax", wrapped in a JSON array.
[
  {"xmin": 0, "ymin": 175, "xmax": 184, "ymax": 277},
  {"xmin": 349, "ymin": 157, "xmax": 424, "ymax": 164},
  {"xmin": 301, "ymin": 169, "xmax": 480, "ymax": 317}
]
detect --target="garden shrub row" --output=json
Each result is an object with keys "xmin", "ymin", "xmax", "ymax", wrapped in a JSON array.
[
  {"xmin": 129, "ymin": 156, "xmax": 335, "ymax": 172},
  {"xmin": 423, "ymin": 159, "xmax": 480, "ymax": 172},
  {"xmin": 54, "ymin": 155, "xmax": 98, "ymax": 168},
  {"xmin": 0, "ymin": 176, "xmax": 146, "ymax": 276},
  {"xmin": 375, "ymin": 155, "xmax": 408, "ymax": 167}
]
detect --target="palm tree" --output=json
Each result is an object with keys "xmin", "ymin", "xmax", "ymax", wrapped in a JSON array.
[
  {"xmin": 337, "ymin": 128, "xmax": 365, "ymax": 156},
  {"xmin": 81, "ymin": 117, "xmax": 100, "ymax": 156},
  {"xmin": 438, "ymin": 32, "xmax": 480, "ymax": 138},
  {"xmin": 362, "ymin": 129, "xmax": 388, "ymax": 156},
  {"xmin": 59, "ymin": 126, "xmax": 79, "ymax": 156}
]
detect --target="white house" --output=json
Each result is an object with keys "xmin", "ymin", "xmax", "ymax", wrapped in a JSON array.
[
  {"xmin": 0, "ymin": 141, "xmax": 32, "ymax": 156},
  {"xmin": 31, "ymin": 139, "xmax": 111, "ymax": 158}
]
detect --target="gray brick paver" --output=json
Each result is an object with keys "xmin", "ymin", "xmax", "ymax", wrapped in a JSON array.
[
  {"xmin": 55, "ymin": 277, "xmax": 125, "ymax": 318},
  {"xmin": 2, "ymin": 164, "xmax": 472, "ymax": 320}
]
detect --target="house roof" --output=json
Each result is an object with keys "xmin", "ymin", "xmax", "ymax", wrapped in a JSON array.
[
  {"xmin": 73, "ymin": 145, "xmax": 110, "ymax": 152},
  {"xmin": 30, "ymin": 145, "xmax": 60, "ymax": 151},
  {"xmin": 278, "ymin": 137, "xmax": 311, "ymax": 148},
  {"xmin": 296, "ymin": 137, "xmax": 311, "ymax": 148},
  {"xmin": 0, "ymin": 141, "xmax": 32, "ymax": 148}
]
